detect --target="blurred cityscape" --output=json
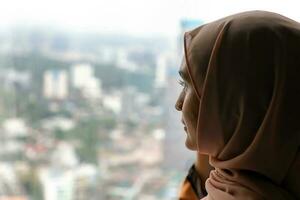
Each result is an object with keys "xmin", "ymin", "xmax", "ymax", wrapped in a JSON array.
[{"xmin": 0, "ymin": 19, "xmax": 202, "ymax": 200}]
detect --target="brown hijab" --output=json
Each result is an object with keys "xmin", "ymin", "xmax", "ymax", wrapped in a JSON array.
[{"xmin": 183, "ymin": 10, "xmax": 300, "ymax": 199}]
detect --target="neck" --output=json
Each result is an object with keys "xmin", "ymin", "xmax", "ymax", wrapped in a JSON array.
[{"xmin": 195, "ymin": 153, "xmax": 214, "ymax": 182}]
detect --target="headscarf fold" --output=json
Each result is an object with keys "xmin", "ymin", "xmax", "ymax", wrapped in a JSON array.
[{"xmin": 183, "ymin": 10, "xmax": 300, "ymax": 199}]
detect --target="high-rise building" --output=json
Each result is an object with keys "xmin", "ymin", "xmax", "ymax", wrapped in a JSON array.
[
  {"xmin": 71, "ymin": 64, "xmax": 101, "ymax": 99},
  {"xmin": 154, "ymin": 54, "xmax": 168, "ymax": 88},
  {"xmin": 103, "ymin": 92, "xmax": 122, "ymax": 114},
  {"xmin": 71, "ymin": 64, "xmax": 93, "ymax": 89},
  {"xmin": 43, "ymin": 70, "xmax": 68, "ymax": 100},
  {"xmin": 40, "ymin": 168, "xmax": 75, "ymax": 200}
]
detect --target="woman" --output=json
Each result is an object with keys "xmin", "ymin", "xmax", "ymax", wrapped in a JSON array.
[{"xmin": 176, "ymin": 10, "xmax": 300, "ymax": 199}]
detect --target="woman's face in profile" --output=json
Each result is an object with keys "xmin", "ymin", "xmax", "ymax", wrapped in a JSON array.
[{"xmin": 175, "ymin": 58, "xmax": 200, "ymax": 151}]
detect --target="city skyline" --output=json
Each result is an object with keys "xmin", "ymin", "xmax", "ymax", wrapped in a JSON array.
[{"xmin": 0, "ymin": 25, "xmax": 183, "ymax": 199}]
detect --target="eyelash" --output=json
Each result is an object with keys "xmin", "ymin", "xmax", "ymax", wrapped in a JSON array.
[{"xmin": 178, "ymin": 79, "xmax": 187, "ymax": 89}]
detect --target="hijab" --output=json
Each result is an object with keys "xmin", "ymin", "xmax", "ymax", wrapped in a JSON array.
[{"xmin": 183, "ymin": 10, "xmax": 300, "ymax": 199}]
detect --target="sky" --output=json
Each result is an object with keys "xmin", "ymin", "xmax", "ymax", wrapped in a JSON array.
[{"xmin": 0, "ymin": 0, "xmax": 300, "ymax": 37}]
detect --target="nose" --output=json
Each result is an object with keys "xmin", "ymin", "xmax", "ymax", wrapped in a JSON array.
[{"xmin": 175, "ymin": 91, "xmax": 184, "ymax": 111}]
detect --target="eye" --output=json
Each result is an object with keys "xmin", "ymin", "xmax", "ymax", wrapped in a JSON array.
[{"xmin": 178, "ymin": 79, "xmax": 187, "ymax": 90}]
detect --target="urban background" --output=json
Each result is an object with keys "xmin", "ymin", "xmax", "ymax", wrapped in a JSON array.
[
  {"xmin": 0, "ymin": 0, "xmax": 299, "ymax": 199},
  {"xmin": 0, "ymin": 15, "xmax": 201, "ymax": 200}
]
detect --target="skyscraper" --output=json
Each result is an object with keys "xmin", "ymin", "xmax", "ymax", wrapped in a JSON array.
[
  {"xmin": 71, "ymin": 64, "xmax": 102, "ymax": 99},
  {"xmin": 43, "ymin": 70, "xmax": 69, "ymax": 100}
]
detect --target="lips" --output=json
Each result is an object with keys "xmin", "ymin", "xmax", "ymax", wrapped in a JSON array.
[
  {"xmin": 181, "ymin": 118, "xmax": 187, "ymax": 132},
  {"xmin": 181, "ymin": 118, "xmax": 186, "ymax": 125}
]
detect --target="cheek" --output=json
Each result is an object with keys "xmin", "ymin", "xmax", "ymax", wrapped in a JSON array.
[{"xmin": 183, "ymin": 90, "xmax": 200, "ymax": 130}]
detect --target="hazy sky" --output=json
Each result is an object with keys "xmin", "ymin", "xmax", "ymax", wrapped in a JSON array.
[{"xmin": 0, "ymin": 0, "xmax": 299, "ymax": 36}]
